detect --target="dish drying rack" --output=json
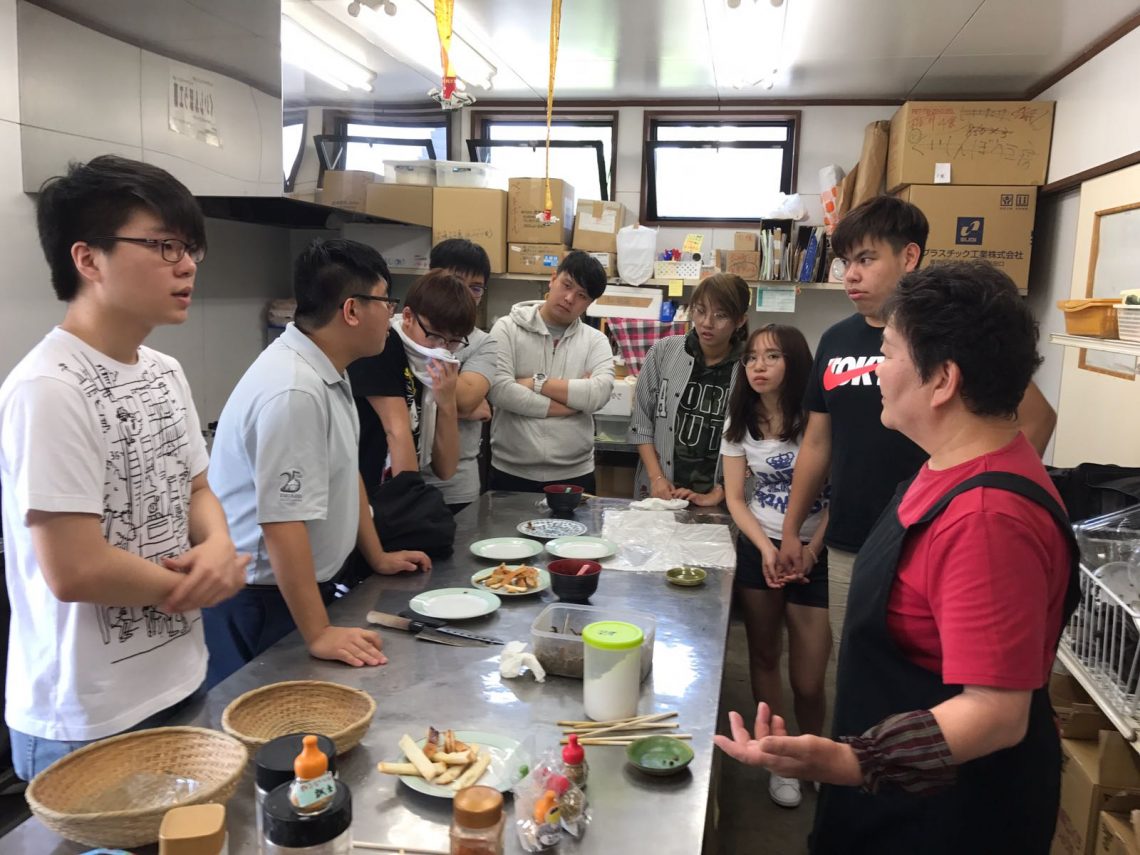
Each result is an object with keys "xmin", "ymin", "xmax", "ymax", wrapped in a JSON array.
[{"xmin": 1057, "ymin": 504, "xmax": 1140, "ymax": 751}]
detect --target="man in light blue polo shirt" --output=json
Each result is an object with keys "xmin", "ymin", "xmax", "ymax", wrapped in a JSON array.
[{"xmin": 204, "ymin": 239, "xmax": 431, "ymax": 687}]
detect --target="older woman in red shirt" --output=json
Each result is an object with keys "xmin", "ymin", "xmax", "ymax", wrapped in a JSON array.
[{"xmin": 716, "ymin": 260, "xmax": 1080, "ymax": 854}]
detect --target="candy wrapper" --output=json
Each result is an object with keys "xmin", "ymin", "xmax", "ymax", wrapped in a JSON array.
[{"xmin": 514, "ymin": 750, "xmax": 589, "ymax": 851}]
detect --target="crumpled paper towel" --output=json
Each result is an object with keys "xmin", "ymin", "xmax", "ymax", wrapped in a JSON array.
[
  {"xmin": 500, "ymin": 641, "xmax": 546, "ymax": 682},
  {"xmin": 629, "ymin": 497, "xmax": 689, "ymax": 511}
]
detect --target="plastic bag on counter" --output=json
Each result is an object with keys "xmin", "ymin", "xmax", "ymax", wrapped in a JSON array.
[
  {"xmin": 600, "ymin": 509, "xmax": 734, "ymax": 573},
  {"xmin": 514, "ymin": 750, "xmax": 589, "ymax": 851}
]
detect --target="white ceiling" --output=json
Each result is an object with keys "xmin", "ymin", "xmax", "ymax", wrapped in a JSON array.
[{"xmin": 26, "ymin": 0, "xmax": 1140, "ymax": 104}]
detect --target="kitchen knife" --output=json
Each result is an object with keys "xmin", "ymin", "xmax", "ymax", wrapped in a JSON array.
[{"xmin": 366, "ymin": 610, "xmax": 504, "ymax": 645}]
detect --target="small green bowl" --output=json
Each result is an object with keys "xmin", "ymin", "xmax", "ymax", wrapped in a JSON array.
[
  {"xmin": 627, "ymin": 735, "xmax": 694, "ymax": 776},
  {"xmin": 665, "ymin": 566, "xmax": 707, "ymax": 587}
]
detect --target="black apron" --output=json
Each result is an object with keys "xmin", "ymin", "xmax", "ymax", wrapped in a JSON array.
[{"xmin": 811, "ymin": 472, "xmax": 1081, "ymax": 855}]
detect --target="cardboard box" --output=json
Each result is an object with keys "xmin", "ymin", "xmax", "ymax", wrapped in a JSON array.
[
  {"xmin": 896, "ymin": 184, "xmax": 1037, "ymax": 292},
  {"xmin": 1097, "ymin": 812, "xmax": 1140, "ymax": 855},
  {"xmin": 734, "ymin": 231, "xmax": 759, "ymax": 251},
  {"xmin": 432, "ymin": 187, "xmax": 508, "ymax": 274},
  {"xmin": 321, "ymin": 170, "xmax": 382, "ymax": 212},
  {"xmin": 716, "ymin": 249, "xmax": 761, "ymax": 281},
  {"xmin": 364, "ymin": 183, "xmax": 433, "ymax": 228},
  {"xmin": 508, "ymin": 178, "xmax": 575, "ymax": 246},
  {"xmin": 594, "ymin": 460, "xmax": 636, "ymax": 498},
  {"xmin": 564, "ymin": 249, "xmax": 615, "ymax": 277},
  {"xmin": 508, "ymin": 243, "xmax": 567, "ymax": 276},
  {"xmin": 572, "ymin": 200, "xmax": 624, "ymax": 253},
  {"xmin": 887, "ymin": 100, "xmax": 1055, "ymax": 191},
  {"xmin": 1052, "ymin": 672, "xmax": 1114, "ymax": 739},
  {"xmin": 1052, "ymin": 733, "xmax": 1140, "ymax": 855}
]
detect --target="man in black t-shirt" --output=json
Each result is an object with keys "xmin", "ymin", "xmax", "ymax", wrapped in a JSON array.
[{"xmin": 777, "ymin": 196, "xmax": 1057, "ymax": 654}]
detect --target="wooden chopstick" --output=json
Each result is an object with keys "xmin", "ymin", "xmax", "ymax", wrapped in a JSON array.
[
  {"xmin": 353, "ymin": 843, "xmax": 448, "ymax": 854},
  {"xmin": 561, "ymin": 734, "xmax": 693, "ymax": 746},
  {"xmin": 564, "ymin": 721, "xmax": 679, "ymax": 735},
  {"xmin": 557, "ymin": 711, "xmax": 677, "ymax": 729}
]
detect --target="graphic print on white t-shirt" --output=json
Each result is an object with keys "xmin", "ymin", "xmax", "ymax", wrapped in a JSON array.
[{"xmin": 59, "ymin": 349, "xmax": 200, "ymax": 660}]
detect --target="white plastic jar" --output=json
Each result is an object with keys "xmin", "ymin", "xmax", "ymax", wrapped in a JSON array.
[{"xmin": 582, "ymin": 621, "xmax": 644, "ymax": 721}]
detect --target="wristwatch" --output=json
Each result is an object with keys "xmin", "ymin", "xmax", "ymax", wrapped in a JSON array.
[{"xmin": 533, "ymin": 372, "xmax": 547, "ymax": 394}]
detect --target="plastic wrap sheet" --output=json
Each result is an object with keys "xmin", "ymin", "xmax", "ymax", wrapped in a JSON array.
[{"xmin": 600, "ymin": 509, "xmax": 735, "ymax": 573}]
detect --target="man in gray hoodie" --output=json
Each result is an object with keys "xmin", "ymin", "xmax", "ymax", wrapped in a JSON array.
[{"xmin": 487, "ymin": 251, "xmax": 614, "ymax": 493}]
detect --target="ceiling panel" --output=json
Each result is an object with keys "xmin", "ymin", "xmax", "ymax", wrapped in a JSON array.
[
  {"xmin": 770, "ymin": 55, "xmax": 940, "ymax": 100},
  {"xmin": 909, "ymin": 53, "xmax": 1045, "ymax": 96}
]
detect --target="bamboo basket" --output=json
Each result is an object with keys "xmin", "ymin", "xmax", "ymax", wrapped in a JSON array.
[
  {"xmin": 25, "ymin": 726, "xmax": 246, "ymax": 848},
  {"xmin": 221, "ymin": 680, "xmax": 376, "ymax": 755}
]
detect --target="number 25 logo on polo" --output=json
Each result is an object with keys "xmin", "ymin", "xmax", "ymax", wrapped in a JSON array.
[{"xmin": 280, "ymin": 469, "xmax": 303, "ymax": 499}]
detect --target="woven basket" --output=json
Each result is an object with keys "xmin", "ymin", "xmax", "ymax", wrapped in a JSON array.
[
  {"xmin": 25, "ymin": 726, "xmax": 247, "ymax": 848},
  {"xmin": 222, "ymin": 680, "xmax": 376, "ymax": 755}
]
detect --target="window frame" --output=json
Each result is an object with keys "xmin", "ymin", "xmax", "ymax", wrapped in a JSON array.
[
  {"xmin": 312, "ymin": 134, "xmax": 438, "ymax": 179},
  {"xmin": 466, "ymin": 138, "xmax": 609, "ymax": 200},
  {"xmin": 315, "ymin": 109, "xmax": 451, "ymax": 182},
  {"xmin": 641, "ymin": 110, "xmax": 800, "ymax": 227},
  {"xmin": 470, "ymin": 110, "xmax": 618, "ymax": 201},
  {"xmin": 283, "ymin": 108, "xmax": 307, "ymax": 193}
]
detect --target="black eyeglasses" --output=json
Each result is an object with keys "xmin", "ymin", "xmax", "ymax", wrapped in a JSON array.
[
  {"xmin": 412, "ymin": 311, "xmax": 468, "ymax": 352},
  {"xmin": 345, "ymin": 293, "xmax": 400, "ymax": 310},
  {"xmin": 90, "ymin": 236, "xmax": 205, "ymax": 264}
]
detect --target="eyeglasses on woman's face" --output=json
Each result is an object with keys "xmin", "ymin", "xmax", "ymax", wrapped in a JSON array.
[
  {"xmin": 691, "ymin": 303, "xmax": 733, "ymax": 326},
  {"xmin": 412, "ymin": 311, "xmax": 468, "ymax": 352},
  {"xmin": 742, "ymin": 350, "xmax": 784, "ymax": 368}
]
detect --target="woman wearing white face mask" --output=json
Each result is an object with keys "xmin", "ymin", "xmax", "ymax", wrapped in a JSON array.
[{"xmin": 629, "ymin": 273, "xmax": 751, "ymax": 506}]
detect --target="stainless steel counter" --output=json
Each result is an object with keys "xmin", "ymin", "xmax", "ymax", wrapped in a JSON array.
[{"xmin": 2, "ymin": 493, "xmax": 735, "ymax": 854}]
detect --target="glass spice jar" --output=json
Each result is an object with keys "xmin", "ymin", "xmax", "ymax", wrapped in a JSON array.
[{"xmin": 450, "ymin": 785, "xmax": 504, "ymax": 855}]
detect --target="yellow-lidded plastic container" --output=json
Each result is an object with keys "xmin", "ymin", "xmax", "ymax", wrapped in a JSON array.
[{"xmin": 1057, "ymin": 299, "xmax": 1120, "ymax": 338}]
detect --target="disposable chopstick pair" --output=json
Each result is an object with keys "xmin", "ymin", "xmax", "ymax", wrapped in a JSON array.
[
  {"xmin": 557, "ymin": 710, "xmax": 677, "ymax": 731},
  {"xmin": 353, "ymin": 842, "xmax": 447, "ymax": 854},
  {"xmin": 560, "ymin": 734, "xmax": 693, "ymax": 746}
]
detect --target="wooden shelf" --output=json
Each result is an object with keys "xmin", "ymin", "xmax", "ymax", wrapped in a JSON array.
[
  {"xmin": 389, "ymin": 269, "xmax": 845, "ymax": 290},
  {"xmin": 1049, "ymin": 333, "xmax": 1140, "ymax": 358}
]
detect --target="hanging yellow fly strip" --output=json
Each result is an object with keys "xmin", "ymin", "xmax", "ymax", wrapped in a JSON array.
[
  {"xmin": 435, "ymin": 0, "xmax": 457, "ymax": 101},
  {"xmin": 539, "ymin": 0, "xmax": 563, "ymax": 223}
]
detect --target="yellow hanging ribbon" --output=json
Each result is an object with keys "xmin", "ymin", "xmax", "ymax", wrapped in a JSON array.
[
  {"xmin": 543, "ymin": 0, "xmax": 562, "ymax": 219},
  {"xmin": 435, "ymin": 0, "xmax": 456, "ymax": 98}
]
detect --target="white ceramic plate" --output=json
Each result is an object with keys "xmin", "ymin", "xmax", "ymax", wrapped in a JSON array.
[
  {"xmin": 408, "ymin": 587, "xmax": 501, "ymax": 620},
  {"xmin": 471, "ymin": 565, "xmax": 552, "ymax": 597},
  {"xmin": 469, "ymin": 537, "xmax": 544, "ymax": 562},
  {"xmin": 516, "ymin": 518, "xmax": 588, "ymax": 539},
  {"xmin": 545, "ymin": 536, "xmax": 618, "ymax": 560},
  {"xmin": 396, "ymin": 730, "xmax": 524, "ymax": 798}
]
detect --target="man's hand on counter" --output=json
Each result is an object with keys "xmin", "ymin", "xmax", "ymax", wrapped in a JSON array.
[
  {"xmin": 160, "ymin": 536, "xmax": 250, "ymax": 613},
  {"xmin": 372, "ymin": 549, "xmax": 432, "ymax": 575},
  {"xmin": 309, "ymin": 625, "xmax": 388, "ymax": 668}
]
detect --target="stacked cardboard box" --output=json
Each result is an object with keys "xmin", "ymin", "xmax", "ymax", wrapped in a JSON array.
[
  {"xmin": 886, "ymin": 100, "xmax": 1055, "ymax": 292},
  {"xmin": 432, "ymin": 188, "xmax": 508, "ymax": 274},
  {"xmin": 1052, "ymin": 731, "xmax": 1140, "ymax": 855}
]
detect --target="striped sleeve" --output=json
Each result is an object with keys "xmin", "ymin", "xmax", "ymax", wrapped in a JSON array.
[{"xmin": 838, "ymin": 709, "xmax": 957, "ymax": 795}]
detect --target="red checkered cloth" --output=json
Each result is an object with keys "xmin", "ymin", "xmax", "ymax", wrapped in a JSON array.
[{"xmin": 606, "ymin": 319, "xmax": 689, "ymax": 375}]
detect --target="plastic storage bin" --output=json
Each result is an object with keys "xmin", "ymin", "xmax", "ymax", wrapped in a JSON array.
[
  {"xmin": 531, "ymin": 603, "xmax": 655, "ymax": 681},
  {"xmin": 1057, "ymin": 299, "xmax": 1120, "ymax": 338},
  {"xmin": 384, "ymin": 160, "xmax": 436, "ymax": 186},
  {"xmin": 434, "ymin": 160, "xmax": 504, "ymax": 190},
  {"xmin": 1115, "ymin": 306, "xmax": 1140, "ymax": 343}
]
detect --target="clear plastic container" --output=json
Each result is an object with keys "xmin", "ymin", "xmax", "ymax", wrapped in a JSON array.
[
  {"xmin": 434, "ymin": 160, "xmax": 504, "ymax": 190},
  {"xmin": 531, "ymin": 602, "xmax": 655, "ymax": 681},
  {"xmin": 384, "ymin": 160, "xmax": 436, "ymax": 186},
  {"xmin": 583, "ymin": 621, "xmax": 643, "ymax": 721}
]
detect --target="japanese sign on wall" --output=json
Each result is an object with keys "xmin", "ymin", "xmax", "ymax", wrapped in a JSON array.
[{"xmin": 169, "ymin": 73, "xmax": 220, "ymax": 148}]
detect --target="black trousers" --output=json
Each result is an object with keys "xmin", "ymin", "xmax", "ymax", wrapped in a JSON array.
[{"xmin": 488, "ymin": 467, "xmax": 595, "ymax": 495}]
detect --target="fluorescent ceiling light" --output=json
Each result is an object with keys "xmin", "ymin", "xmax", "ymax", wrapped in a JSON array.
[
  {"xmin": 353, "ymin": 0, "xmax": 496, "ymax": 90},
  {"xmin": 710, "ymin": 0, "xmax": 788, "ymax": 90},
  {"xmin": 282, "ymin": 15, "xmax": 376, "ymax": 92}
]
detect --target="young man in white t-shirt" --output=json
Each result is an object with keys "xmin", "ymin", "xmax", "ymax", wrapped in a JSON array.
[{"xmin": 0, "ymin": 155, "xmax": 248, "ymax": 780}]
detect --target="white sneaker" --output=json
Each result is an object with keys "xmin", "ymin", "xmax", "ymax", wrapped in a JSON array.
[{"xmin": 769, "ymin": 774, "xmax": 802, "ymax": 808}]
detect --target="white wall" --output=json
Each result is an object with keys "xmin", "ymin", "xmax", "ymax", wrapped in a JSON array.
[
  {"xmin": 0, "ymin": 0, "xmax": 294, "ymax": 424},
  {"xmin": 1029, "ymin": 28, "xmax": 1140, "ymax": 466}
]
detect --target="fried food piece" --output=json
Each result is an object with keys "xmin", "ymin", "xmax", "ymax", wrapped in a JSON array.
[
  {"xmin": 452, "ymin": 749, "xmax": 491, "ymax": 790},
  {"xmin": 399, "ymin": 733, "xmax": 438, "ymax": 782},
  {"xmin": 377, "ymin": 760, "xmax": 447, "ymax": 777},
  {"xmin": 423, "ymin": 726, "xmax": 440, "ymax": 760}
]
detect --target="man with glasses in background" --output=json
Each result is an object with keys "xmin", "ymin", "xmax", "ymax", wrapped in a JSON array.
[
  {"xmin": 488, "ymin": 250, "xmax": 614, "ymax": 493},
  {"xmin": 420, "ymin": 240, "xmax": 497, "ymax": 515},
  {"xmin": 0, "ymin": 155, "xmax": 247, "ymax": 777},
  {"xmin": 203, "ymin": 239, "xmax": 430, "ymax": 687}
]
